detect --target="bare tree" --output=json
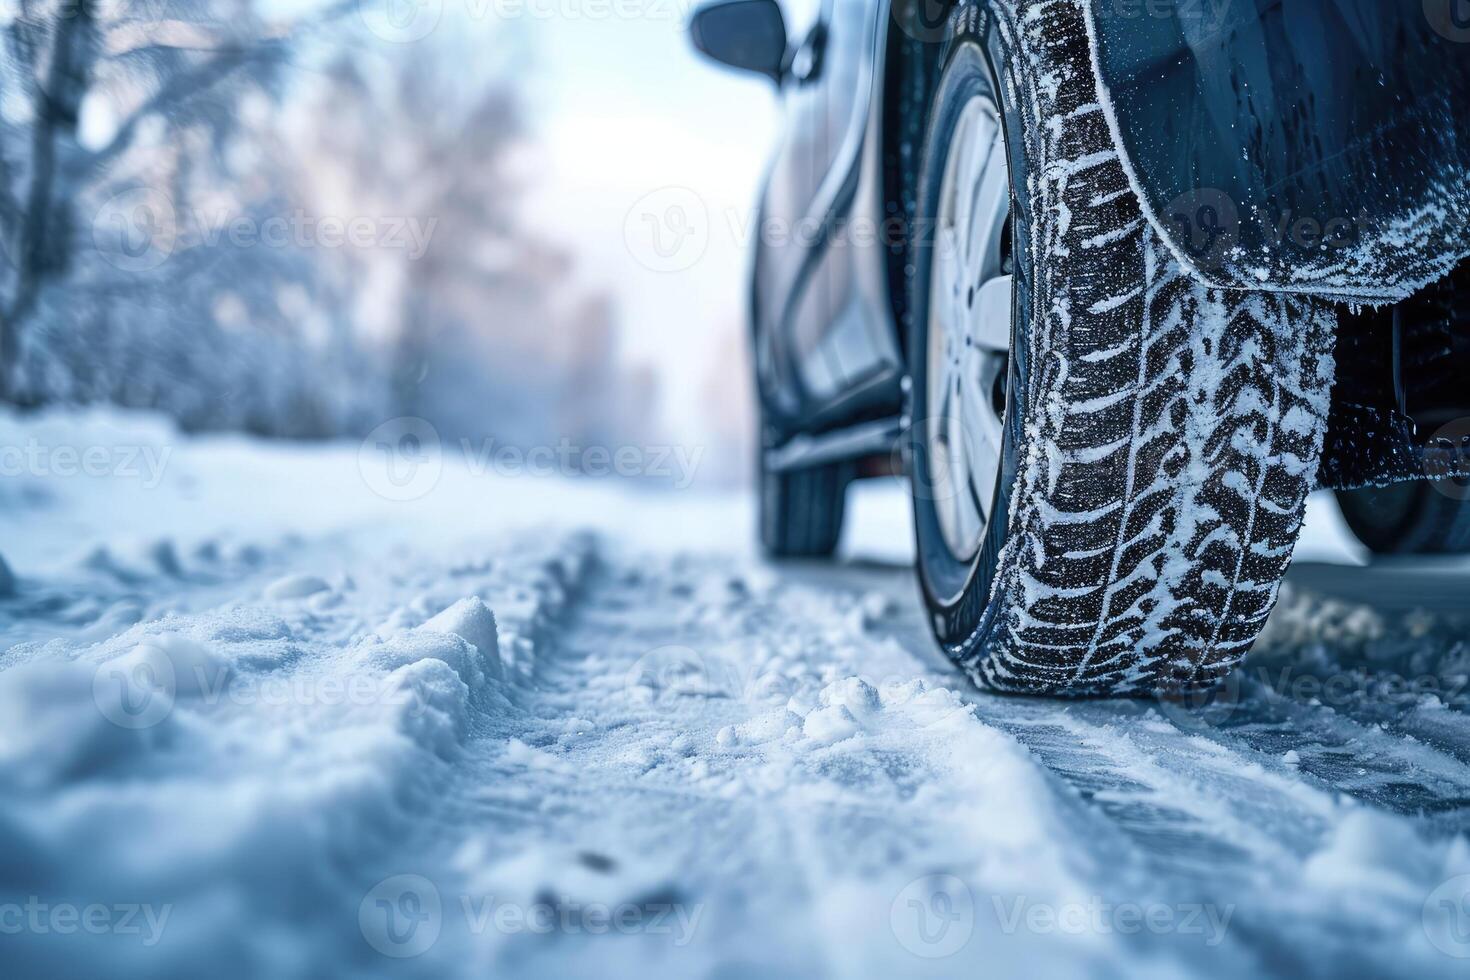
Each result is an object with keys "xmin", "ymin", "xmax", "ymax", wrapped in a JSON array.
[{"xmin": 302, "ymin": 41, "xmax": 655, "ymax": 449}]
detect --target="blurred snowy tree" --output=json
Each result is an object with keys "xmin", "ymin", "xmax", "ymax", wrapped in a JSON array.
[
  {"xmin": 0, "ymin": 2, "xmax": 655, "ymax": 452},
  {"xmin": 0, "ymin": 0, "xmax": 384, "ymax": 436},
  {"xmin": 299, "ymin": 41, "xmax": 657, "ymax": 451}
]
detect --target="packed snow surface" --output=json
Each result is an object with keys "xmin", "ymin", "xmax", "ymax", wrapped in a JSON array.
[{"xmin": 2, "ymin": 409, "xmax": 1470, "ymax": 978}]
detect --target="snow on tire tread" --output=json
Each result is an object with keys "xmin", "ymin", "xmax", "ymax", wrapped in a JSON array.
[{"xmin": 954, "ymin": 1, "xmax": 1337, "ymax": 695}]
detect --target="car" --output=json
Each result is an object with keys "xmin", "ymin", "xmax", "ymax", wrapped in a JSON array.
[{"xmin": 687, "ymin": 0, "xmax": 1470, "ymax": 696}]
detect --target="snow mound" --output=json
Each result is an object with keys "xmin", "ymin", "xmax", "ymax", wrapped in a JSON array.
[
  {"xmin": 0, "ymin": 528, "xmax": 591, "ymax": 976},
  {"xmin": 0, "ymin": 662, "xmax": 171, "ymax": 791},
  {"xmin": 420, "ymin": 597, "xmax": 502, "ymax": 682},
  {"xmin": 262, "ymin": 573, "xmax": 331, "ymax": 601}
]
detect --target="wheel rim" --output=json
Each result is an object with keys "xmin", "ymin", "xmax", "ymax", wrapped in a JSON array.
[{"xmin": 926, "ymin": 93, "xmax": 1012, "ymax": 563}]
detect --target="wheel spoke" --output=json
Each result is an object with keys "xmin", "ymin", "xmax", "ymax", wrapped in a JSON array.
[
  {"xmin": 958, "ymin": 365, "xmax": 1003, "ymax": 521},
  {"xmin": 965, "ymin": 135, "xmax": 1005, "ymax": 269},
  {"xmin": 952, "ymin": 113, "xmax": 986, "ymax": 260},
  {"xmin": 967, "ymin": 140, "xmax": 1009, "ymax": 283},
  {"xmin": 946, "ymin": 403, "xmax": 982, "ymax": 547},
  {"xmin": 972, "ymin": 275, "xmax": 1013, "ymax": 352}
]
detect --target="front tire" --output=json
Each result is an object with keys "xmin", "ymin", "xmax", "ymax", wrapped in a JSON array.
[{"xmin": 907, "ymin": 1, "xmax": 1338, "ymax": 695}]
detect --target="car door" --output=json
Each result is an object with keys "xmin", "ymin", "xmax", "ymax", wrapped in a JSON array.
[{"xmin": 756, "ymin": 0, "xmax": 894, "ymax": 429}]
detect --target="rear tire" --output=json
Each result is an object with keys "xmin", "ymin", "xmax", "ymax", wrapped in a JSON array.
[
  {"xmin": 758, "ymin": 428, "xmax": 850, "ymax": 558},
  {"xmin": 1335, "ymin": 483, "xmax": 1470, "ymax": 555},
  {"xmin": 906, "ymin": 1, "xmax": 1338, "ymax": 695}
]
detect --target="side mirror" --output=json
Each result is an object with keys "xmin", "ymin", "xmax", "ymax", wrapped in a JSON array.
[{"xmin": 688, "ymin": 0, "xmax": 788, "ymax": 84}]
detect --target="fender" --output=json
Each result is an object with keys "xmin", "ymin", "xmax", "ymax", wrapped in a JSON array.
[{"xmin": 1082, "ymin": 0, "xmax": 1470, "ymax": 303}]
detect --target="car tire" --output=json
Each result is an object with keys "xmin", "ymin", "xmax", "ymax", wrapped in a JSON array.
[
  {"xmin": 758, "ymin": 427, "xmax": 850, "ymax": 558},
  {"xmin": 1334, "ymin": 483, "xmax": 1470, "ymax": 555},
  {"xmin": 906, "ymin": 1, "xmax": 1338, "ymax": 695}
]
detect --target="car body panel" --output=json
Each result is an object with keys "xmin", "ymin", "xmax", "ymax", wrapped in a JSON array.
[
  {"xmin": 1083, "ymin": 0, "xmax": 1470, "ymax": 302},
  {"xmin": 754, "ymin": 0, "xmax": 903, "ymax": 435}
]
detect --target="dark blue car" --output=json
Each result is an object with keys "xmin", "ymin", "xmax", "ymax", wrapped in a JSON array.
[{"xmin": 690, "ymin": 0, "xmax": 1470, "ymax": 695}]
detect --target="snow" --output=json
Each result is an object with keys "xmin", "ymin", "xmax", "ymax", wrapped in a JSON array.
[
  {"xmin": 262, "ymin": 573, "xmax": 332, "ymax": 601},
  {"xmin": 2, "ymin": 406, "xmax": 1470, "ymax": 978}
]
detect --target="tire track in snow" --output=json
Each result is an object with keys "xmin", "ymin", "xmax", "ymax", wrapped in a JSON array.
[{"xmin": 428, "ymin": 546, "xmax": 1250, "ymax": 977}]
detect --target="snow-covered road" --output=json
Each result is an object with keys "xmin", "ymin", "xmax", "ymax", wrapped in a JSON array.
[{"xmin": 3, "ymin": 410, "xmax": 1470, "ymax": 978}]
